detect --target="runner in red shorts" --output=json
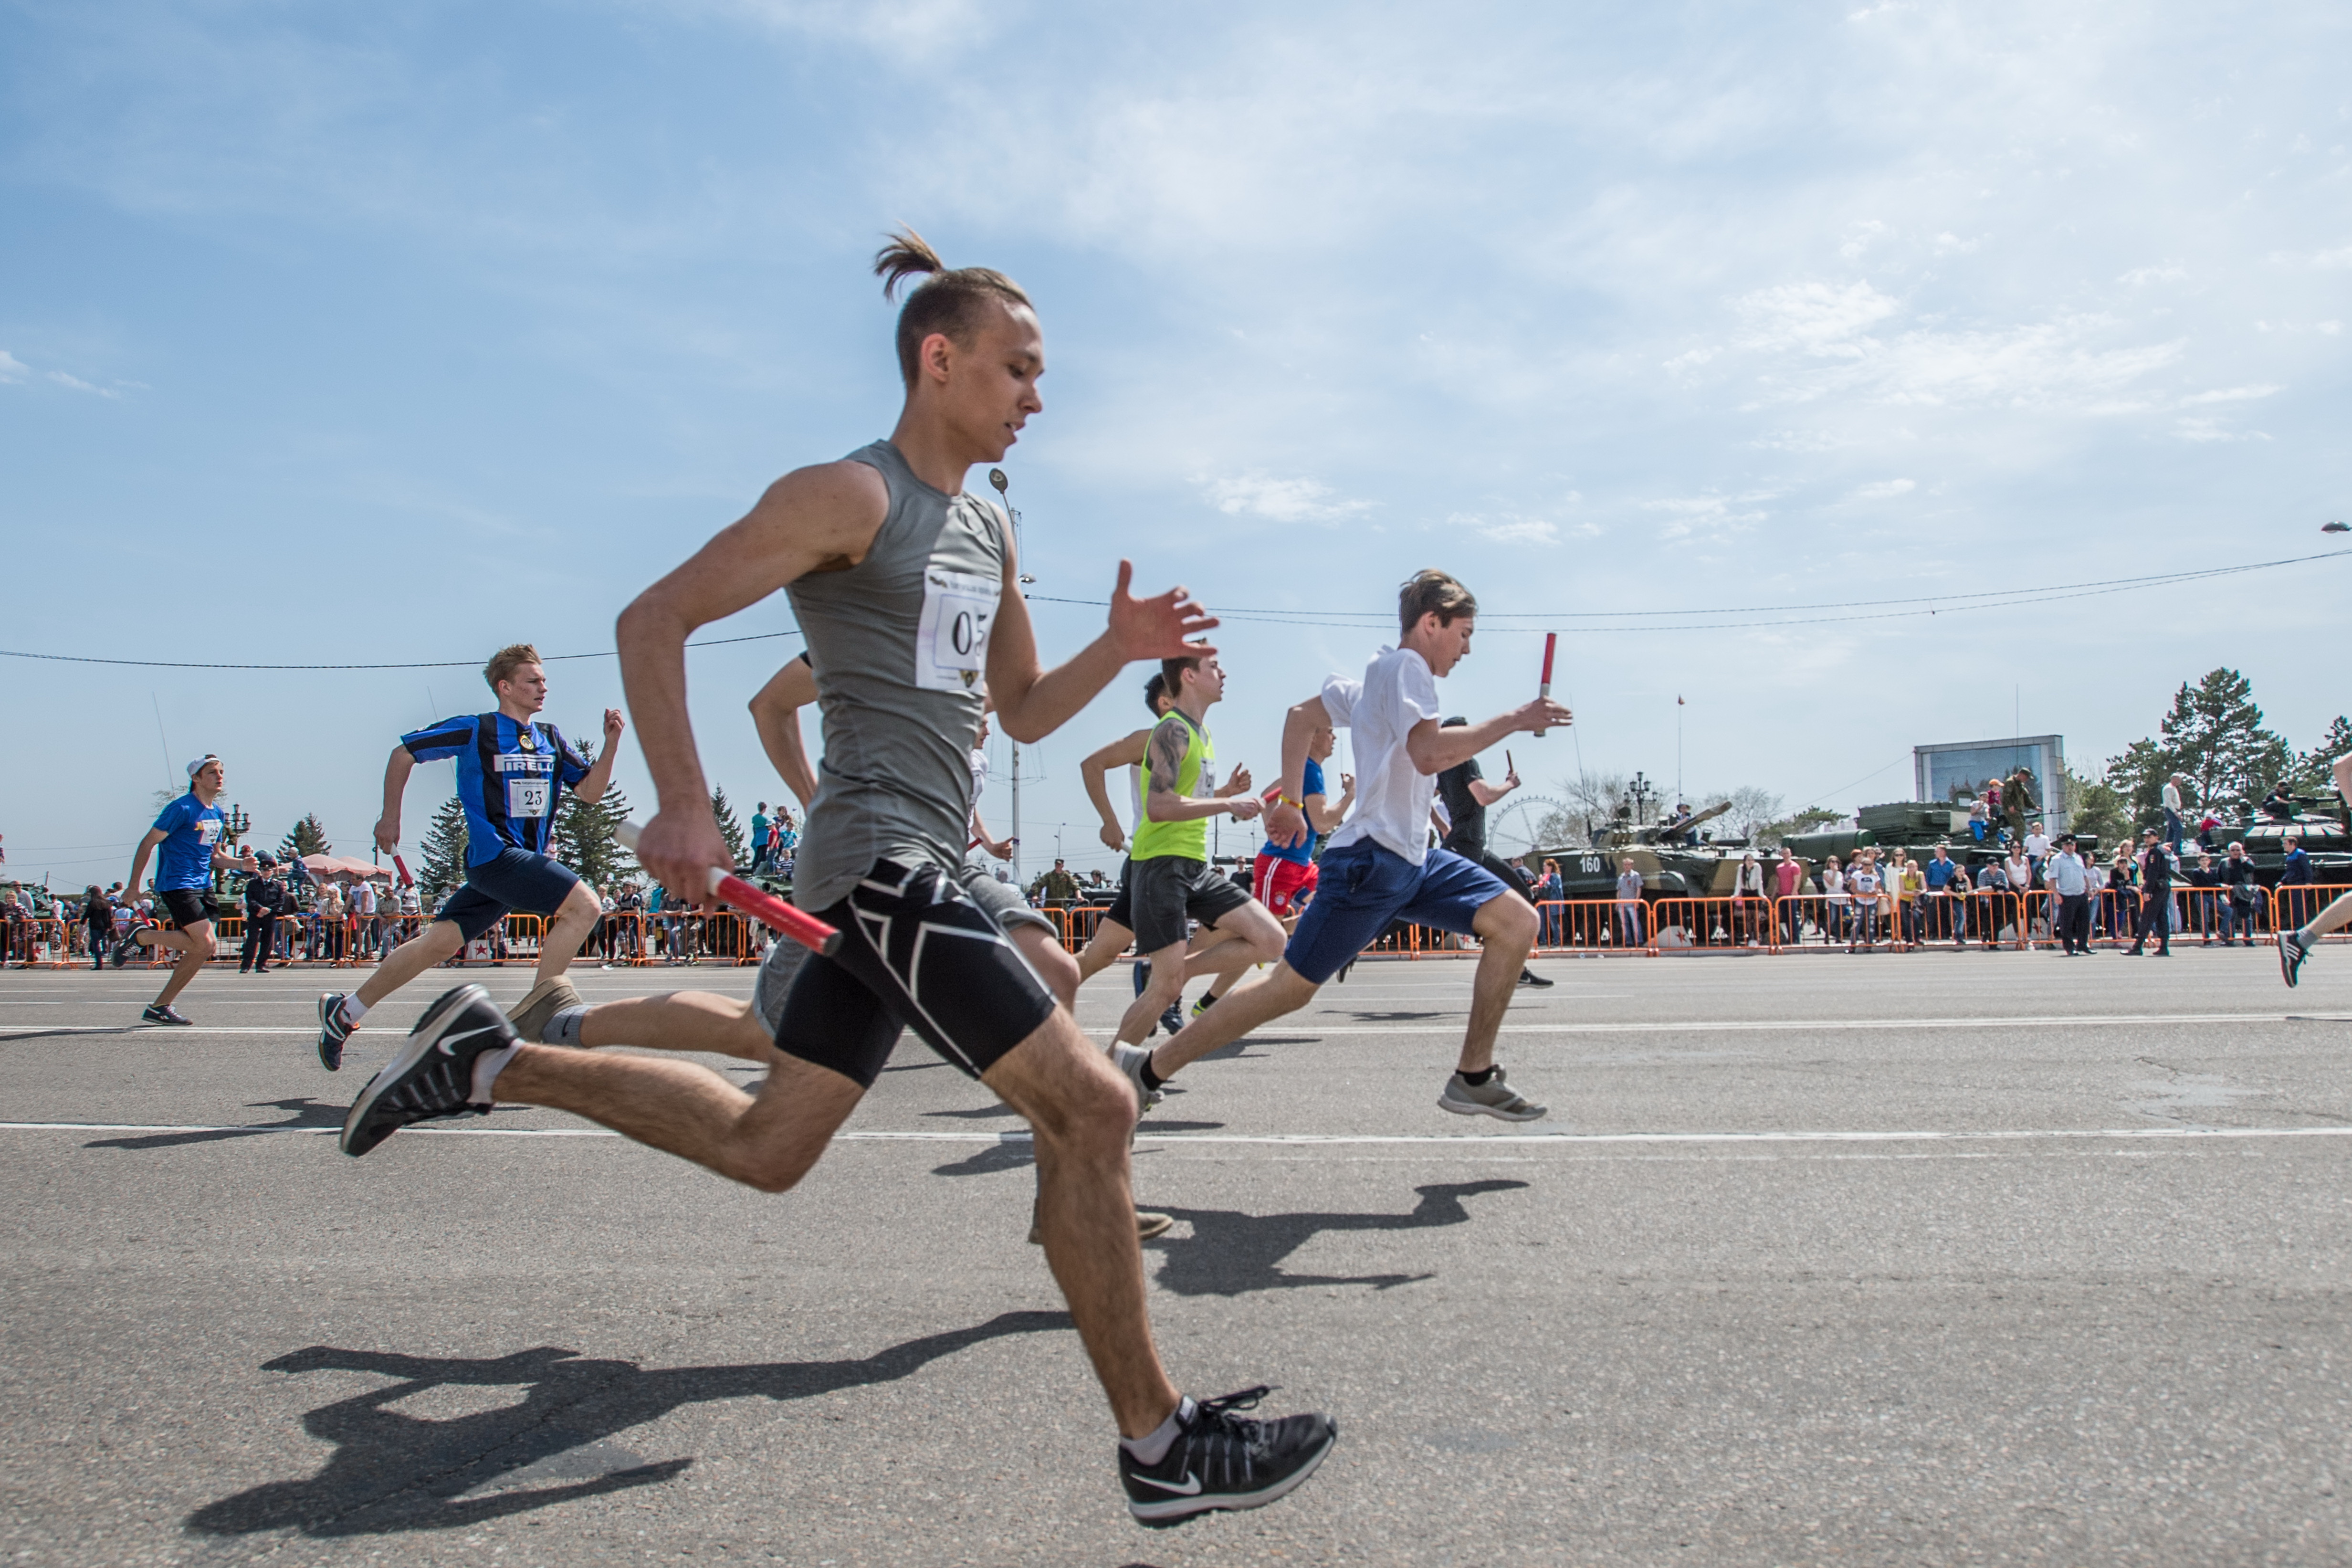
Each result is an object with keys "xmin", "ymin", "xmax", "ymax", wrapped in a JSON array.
[{"xmin": 1250, "ymin": 716, "xmax": 1352, "ymax": 927}]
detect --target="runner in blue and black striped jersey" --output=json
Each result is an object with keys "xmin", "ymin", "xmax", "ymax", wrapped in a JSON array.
[{"xmin": 313, "ymin": 642, "xmax": 625, "ymax": 1072}]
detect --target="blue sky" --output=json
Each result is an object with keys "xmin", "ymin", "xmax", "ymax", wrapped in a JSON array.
[{"xmin": 4, "ymin": 0, "xmax": 2348, "ymax": 886}]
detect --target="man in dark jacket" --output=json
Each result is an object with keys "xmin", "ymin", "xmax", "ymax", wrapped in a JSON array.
[
  {"xmin": 240, "ymin": 854, "xmax": 289, "ymax": 973},
  {"xmin": 2217, "ymin": 841, "xmax": 2259, "ymax": 947},
  {"xmin": 2128, "ymin": 830, "xmax": 2173, "ymax": 957}
]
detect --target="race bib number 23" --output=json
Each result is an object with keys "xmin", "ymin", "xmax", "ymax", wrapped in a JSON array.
[
  {"xmin": 915, "ymin": 568, "xmax": 997, "ymax": 693},
  {"xmin": 506, "ymin": 777, "xmax": 551, "ymax": 819}
]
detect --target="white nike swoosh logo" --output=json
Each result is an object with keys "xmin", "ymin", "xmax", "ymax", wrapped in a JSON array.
[
  {"xmin": 434, "ymin": 1023, "xmax": 507, "ymax": 1055},
  {"xmin": 1132, "ymin": 1471, "xmax": 1202, "ymax": 1495}
]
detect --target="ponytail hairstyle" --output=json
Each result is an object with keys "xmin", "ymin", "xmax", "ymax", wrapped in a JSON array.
[{"xmin": 873, "ymin": 228, "xmax": 1033, "ymax": 386}]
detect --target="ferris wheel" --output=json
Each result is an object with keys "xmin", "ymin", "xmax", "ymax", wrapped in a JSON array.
[{"xmin": 1485, "ymin": 794, "xmax": 1569, "ymax": 858}]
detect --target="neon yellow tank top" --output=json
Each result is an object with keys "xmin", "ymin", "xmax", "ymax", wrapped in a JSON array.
[{"xmin": 1131, "ymin": 710, "xmax": 1215, "ymax": 863}]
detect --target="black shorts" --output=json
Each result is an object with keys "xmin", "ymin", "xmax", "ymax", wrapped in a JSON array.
[
  {"xmin": 159, "ymin": 889, "xmax": 224, "ymax": 930},
  {"xmin": 1128, "ymin": 854, "xmax": 1252, "ymax": 953},
  {"xmin": 435, "ymin": 847, "xmax": 583, "ymax": 942},
  {"xmin": 1103, "ymin": 857, "xmax": 1134, "ymax": 930},
  {"xmin": 769, "ymin": 859, "xmax": 1058, "ymax": 1088}
]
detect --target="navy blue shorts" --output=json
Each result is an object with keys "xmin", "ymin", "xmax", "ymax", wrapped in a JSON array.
[
  {"xmin": 435, "ymin": 848, "xmax": 582, "ymax": 941},
  {"xmin": 1282, "ymin": 841, "xmax": 1512, "ymax": 985}
]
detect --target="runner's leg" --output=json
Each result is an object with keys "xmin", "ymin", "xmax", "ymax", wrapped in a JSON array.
[
  {"xmin": 152, "ymin": 922, "xmax": 210, "ymax": 1009},
  {"xmin": 983, "ymin": 1010, "xmax": 1181, "ymax": 1437},
  {"xmin": 353, "ymin": 919, "xmax": 469, "ymax": 1008},
  {"xmin": 533, "ymin": 879, "xmax": 603, "ymax": 987},
  {"xmin": 1458, "ymin": 892, "xmax": 1537, "ymax": 1074},
  {"xmin": 1147, "ymin": 961, "xmax": 1321, "ymax": 1078},
  {"xmin": 1116, "ymin": 937, "xmax": 1192, "ymax": 1045}
]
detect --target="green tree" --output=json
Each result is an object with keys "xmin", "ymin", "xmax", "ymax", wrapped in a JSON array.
[
  {"xmin": 552, "ymin": 740, "xmax": 637, "ymax": 890},
  {"xmin": 279, "ymin": 813, "xmax": 331, "ymax": 863},
  {"xmin": 2061, "ymin": 763, "xmax": 2129, "ymax": 851},
  {"xmin": 2106, "ymin": 668, "xmax": 2292, "ymax": 826},
  {"xmin": 417, "ymin": 796, "xmax": 470, "ymax": 905},
  {"xmin": 2290, "ymin": 715, "xmax": 2352, "ymax": 794},
  {"xmin": 710, "ymin": 785, "xmax": 747, "ymax": 869}
]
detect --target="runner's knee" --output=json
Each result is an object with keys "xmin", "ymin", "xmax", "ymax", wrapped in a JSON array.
[{"xmin": 1478, "ymin": 894, "xmax": 1539, "ymax": 947}]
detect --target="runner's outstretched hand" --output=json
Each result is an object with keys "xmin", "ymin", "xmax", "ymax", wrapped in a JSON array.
[
  {"xmin": 1106, "ymin": 560, "xmax": 1218, "ymax": 662},
  {"xmin": 602, "ymin": 707, "xmax": 627, "ymax": 747},
  {"xmin": 1512, "ymin": 697, "xmax": 1574, "ymax": 734},
  {"xmin": 636, "ymin": 807, "xmax": 733, "ymax": 908}
]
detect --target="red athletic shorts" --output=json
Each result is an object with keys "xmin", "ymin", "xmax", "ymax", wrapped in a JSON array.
[{"xmin": 1252, "ymin": 852, "xmax": 1319, "ymax": 917}]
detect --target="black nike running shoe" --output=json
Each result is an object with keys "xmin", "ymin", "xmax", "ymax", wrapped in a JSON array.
[
  {"xmin": 340, "ymin": 985, "xmax": 510, "ymax": 1157},
  {"xmin": 141, "ymin": 1003, "xmax": 191, "ymax": 1026},
  {"xmin": 1119, "ymin": 1387, "xmax": 1336, "ymax": 1527},
  {"xmin": 1158, "ymin": 1000, "xmax": 1185, "ymax": 1037}
]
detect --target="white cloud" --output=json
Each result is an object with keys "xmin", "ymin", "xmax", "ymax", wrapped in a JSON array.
[
  {"xmin": 1448, "ymin": 510, "xmax": 1590, "ymax": 546},
  {"xmin": 1839, "ymin": 219, "xmax": 1889, "ymax": 260},
  {"xmin": 0, "ymin": 350, "xmax": 26, "ymax": 383},
  {"xmin": 1852, "ymin": 478, "xmax": 1916, "ymax": 500},
  {"xmin": 2177, "ymin": 385, "xmax": 2279, "ymax": 406},
  {"xmin": 2118, "ymin": 264, "xmax": 2186, "ymax": 285},
  {"xmin": 1199, "ymin": 473, "xmax": 1370, "ymax": 524},
  {"xmin": 2174, "ymin": 418, "xmax": 2271, "ymax": 443},
  {"xmin": 2292, "ymin": 244, "xmax": 2352, "ymax": 269},
  {"xmin": 44, "ymin": 369, "xmax": 120, "ymax": 399},
  {"xmin": 1734, "ymin": 281, "xmax": 1902, "ymax": 358},
  {"xmin": 1643, "ymin": 492, "xmax": 1774, "ymax": 541}
]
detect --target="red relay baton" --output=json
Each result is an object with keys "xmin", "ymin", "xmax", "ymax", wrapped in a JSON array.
[
  {"xmin": 392, "ymin": 854, "xmax": 414, "ymax": 888},
  {"xmin": 1535, "ymin": 632, "xmax": 1557, "ymax": 737},
  {"xmin": 614, "ymin": 821, "xmax": 842, "ymax": 958}
]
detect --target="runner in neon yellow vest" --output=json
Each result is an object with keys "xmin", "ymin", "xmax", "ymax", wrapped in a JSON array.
[{"xmin": 1115, "ymin": 650, "xmax": 1289, "ymax": 1050}]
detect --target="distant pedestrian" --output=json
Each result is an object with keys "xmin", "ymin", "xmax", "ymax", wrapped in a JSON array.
[{"xmin": 1615, "ymin": 857, "xmax": 1645, "ymax": 948}]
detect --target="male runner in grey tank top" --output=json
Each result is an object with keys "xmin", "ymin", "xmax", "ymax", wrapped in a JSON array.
[{"xmin": 337, "ymin": 230, "xmax": 1335, "ymax": 1527}]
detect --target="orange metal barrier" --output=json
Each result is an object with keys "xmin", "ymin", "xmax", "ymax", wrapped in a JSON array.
[
  {"xmin": 1649, "ymin": 896, "xmax": 1776, "ymax": 952},
  {"xmin": 1531, "ymin": 899, "xmax": 1653, "ymax": 955},
  {"xmin": 5, "ymin": 917, "xmax": 74, "ymax": 968},
  {"xmin": 2275, "ymin": 883, "xmax": 2350, "ymax": 941}
]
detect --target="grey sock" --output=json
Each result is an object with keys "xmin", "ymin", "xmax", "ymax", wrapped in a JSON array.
[
  {"xmin": 1120, "ymin": 1397, "xmax": 1195, "ymax": 1466},
  {"xmin": 546, "ymin": 1004, "xmax": 590, "ymax": 1046}
]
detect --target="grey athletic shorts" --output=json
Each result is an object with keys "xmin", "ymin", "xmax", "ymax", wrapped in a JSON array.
[{"xmin": 751, "ymin": 856, "xmax": 1058, "ymax": 1041}]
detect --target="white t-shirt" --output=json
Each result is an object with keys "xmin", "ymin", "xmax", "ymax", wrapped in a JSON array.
[
  {"xmin": 2162, "ymin": 780, "xmax": 2182, "ymax": 812},
  {"xmin": 1318, "ymin": 646, "xmax": 1443, "ymax": 864},
  {"xmin": 2025, "ymin": 831, "xmax": 2051, "ymax": 859},
  {"xmin": 350, "ymin": 882, "xmax": 377, "ymax": 916}
]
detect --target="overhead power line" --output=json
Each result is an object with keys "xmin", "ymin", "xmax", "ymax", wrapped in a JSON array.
[{"xmin": 1, "ymin": 548, "xmax": 2342, "ymax": 671}]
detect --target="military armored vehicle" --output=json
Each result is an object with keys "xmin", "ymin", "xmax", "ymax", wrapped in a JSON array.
[
  {"xmin": 2186, "ymin": 786, "xmax": 2352, "ymax": 886},
  {"xmin": 1535, "ymin": 799, "xmax": 1756, "ymax": 900}
]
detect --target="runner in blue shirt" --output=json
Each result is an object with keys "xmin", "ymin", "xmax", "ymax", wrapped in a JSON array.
[
  {"xmin": 315, "ymin": 642, "xmax": 624, "ymax": 1070},
  {"xmin": 117, "ymin": 754, "xmax": 261, "ymax": 1024}
]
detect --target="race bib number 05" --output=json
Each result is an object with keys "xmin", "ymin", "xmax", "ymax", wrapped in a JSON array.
[
  {"xmin": 507, "ymin": 777, "xmax": 551, "ymax": 820},
  {"xmin": 915, "ymin": 568, "xmax": 998, "ymax": 693}
]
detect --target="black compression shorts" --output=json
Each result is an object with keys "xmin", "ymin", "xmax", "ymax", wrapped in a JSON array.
[
  {"xmin": 159, "ymin": 889, "xmax": 224, "ymax": 929},
  {"xmin": 771, "ymin": 859, "xmax": 1058, "ymax": 1087}
]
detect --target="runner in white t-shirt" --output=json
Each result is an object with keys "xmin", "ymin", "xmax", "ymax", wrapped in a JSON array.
[{"xmin": 1113, "ymin": 570, "xmax": 1571, "ymax": 1121}]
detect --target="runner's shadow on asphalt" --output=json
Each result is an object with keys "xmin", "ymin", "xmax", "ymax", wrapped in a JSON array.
[
  {"xmin": 84, "ymin": 1098, "xmax": 345, "ymax": 1150},
  {"xmin": 1147, "ymin": 1180, "xmax": 1529, "ymax": 1297},
  {"xmin": 186, "ymin": 1309, "xmax": 1072, "ymax": 1539}
]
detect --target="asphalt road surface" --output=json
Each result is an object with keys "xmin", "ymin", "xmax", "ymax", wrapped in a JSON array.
[{"xmin": 4, "ymin": 940, "xmax": 2350, "ymax": 1566}]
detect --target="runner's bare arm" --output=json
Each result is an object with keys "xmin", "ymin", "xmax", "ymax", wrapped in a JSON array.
[
  {"xmin": 1307, "ymin": 774, "xmax": 1354, "ymax": 835},
  {"xmin": 617, "ymin": 462, "xmax": 889, "ymax": 896},
  {"xmin": 747, "ymin": 657, "xmax": 821, "ymax": 808},
  {"xmin": 1214, "ymin": 764, "xmax": 1253, "ymax": 799},
  {"xmin": 124, "ymin": 829, "xmax": 167, "ymax": 896},
  {"xmin": 574, "ymin": 708, "xmax": 628, "ymax": 805},
  {"xmin": 1405, "ymin": 698, "xmax": 1572, "ymax": 776},
  {"xmin": 1262, "ymin": 695, "xmax": 1329, "ymax": 849},
  {"xmin": 374, "ymin": 746, "xmax": 416, "ymax": 853},
  {"xmin": 986, "ymin": 549, "xmax": 1217, "ymax": 745},
  {"xmin": 1142, "ymin": 717, "xmax": 1261, "ymax": 824},
  {"xmin": 1080, "ymin": 726, "xmax": 1153, "ymax": 850}
]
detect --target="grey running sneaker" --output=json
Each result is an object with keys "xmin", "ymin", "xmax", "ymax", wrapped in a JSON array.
[
  {"xmin": 1438, "ymin": 1067, "xmax": 1548, "ymax": 1122},
  {"xmin": 141, "ymin": 1003, "xmax": 191, "ymax": 1026},
  {"xmin": 1112, "ymin": 1043, "xmax": 1165, "ymax": 1114},
  {"xmin": 110, "ymin": 932, "xmax": 139, "ymax": 969},
  {"xmin": 2279, "ymin": 928, "xmax": 2310, "ymax": 988},
  {"xmin": 340, "ymin": 985, "xmax": 510, "ymax": 1157},
  {"xmin": 316, "ymin": 992, "xmax": 356, "ymax": 1072},
  {"xmin": 1119, "ymin": 1387, "xmax": 1337, "ymax": 1527},
  {"xmin": 507, "ymin": 977, "xmax": 582, "ymax": 1044}
]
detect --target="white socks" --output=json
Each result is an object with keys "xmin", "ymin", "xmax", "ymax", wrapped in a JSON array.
[
  {"xmin": 338, "ymin": 995, "xmax": 369, "ymax": 1026},
  {"xmin": 1121, "ymin": 1398, "xmax": 1194, "ymax": 1465},
  {"xmin": 470, "ymin": 1044, "xmax": 518, "ymax": 1105}
]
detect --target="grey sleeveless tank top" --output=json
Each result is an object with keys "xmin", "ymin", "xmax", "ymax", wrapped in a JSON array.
[{"xmin": 787, "ymin": 440, "xmax": 1007, "ymax": 911}]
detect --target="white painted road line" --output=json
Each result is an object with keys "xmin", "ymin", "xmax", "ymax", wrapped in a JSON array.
[
  {"xmin": 5, "ymin": 1012, "xmax": 2347, "ymax": 1041},
  {"xmin": 5, "ymin": 1120, "xmax": 2349, "ymax": 1146}
]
